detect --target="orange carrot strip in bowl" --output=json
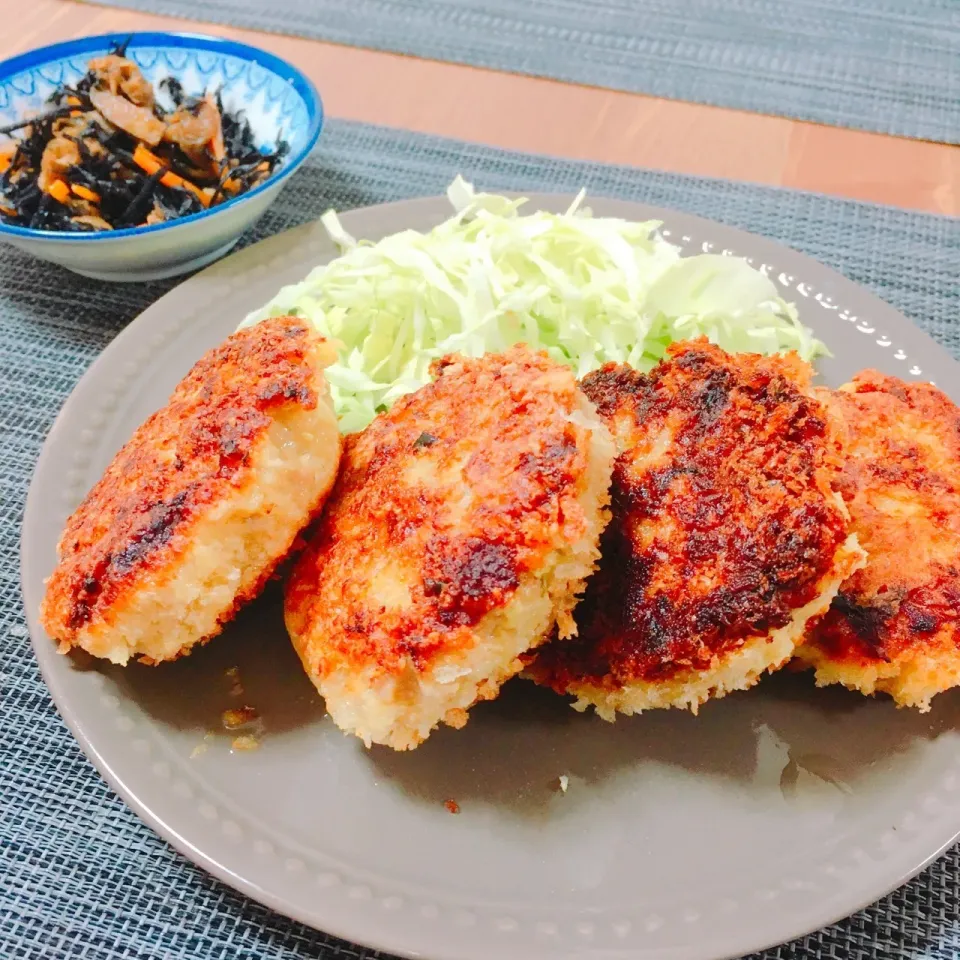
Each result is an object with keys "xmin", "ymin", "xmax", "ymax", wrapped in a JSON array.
[
  {"xmin": 0, "ymin": 143, "xmax": 16, "ymax": 173},
  {"xmin": 70, "ymin": 183, "xmax": 100, "ymax": 203},
  {"xmin": 176, "ymin": 177, "xmax": 210, "ymax": 207},
  {"xmin": 47, "ymin": 179, "xmax": 71, "ymax": 204},
  {"xmin": 132, "ymin": 143, "xmax": 179, "ymax": 185},
  {"xmin": 132, "ymin": 143, "xmax": 210, "ymax": 207}
]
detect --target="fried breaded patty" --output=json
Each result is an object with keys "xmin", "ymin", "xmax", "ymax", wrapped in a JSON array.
[
  {"xmin": 794, "ymin": 372, "xmax": 960, "ymax": 711},
  {"xmin": 525, "ymin": 340, "xmax": 865, "ymax": 718},
  {"xmin": 40, "ymin": 316, "xmax": 342, "ymax": 665},
  {"xmin": 284, "ymin": 346, "xmax": 615, "ymax": 750}
]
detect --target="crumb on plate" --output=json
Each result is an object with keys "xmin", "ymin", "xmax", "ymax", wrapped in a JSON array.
[
  {"xmin": 225, "ymin": 665, "xmax": 244, "ymax": 697},
  {"xmin": 189, "ymin": 730, "xmax": 215, "ymax": 759},
  {"xmin": 222, "ymin": 705, "xmax": 259, "ymax": 730}
]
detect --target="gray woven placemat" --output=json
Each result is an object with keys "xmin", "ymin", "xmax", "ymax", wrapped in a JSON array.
[
  {"xmin": 3, "ymin": 118, "xmax": 959, "ymax": 960},
  {"xmin": 81, "ymin": 0, "xmax": 960, "ymax": 144}
]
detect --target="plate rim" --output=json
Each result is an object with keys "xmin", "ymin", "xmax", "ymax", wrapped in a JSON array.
[{"xmin": 20, "ymin": 192, "xmax": 960, "ymax": 960}]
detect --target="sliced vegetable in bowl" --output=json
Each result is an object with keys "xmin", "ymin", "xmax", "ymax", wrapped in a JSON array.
[{"xmin": 243, "ymin": 177, "xmax": 827, "ymax": 432}]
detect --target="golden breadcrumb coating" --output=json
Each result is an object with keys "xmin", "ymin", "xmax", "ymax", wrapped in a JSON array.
[
  {"xmin": 526, "ymin": 339, "xmax": 864, "ymax": 718},
  {"xmin": 284, "ymin": 345, "xmax": 615, "ymax": 750},
  {"xmin": 40, "ymin": 316, "xmax": 342, "ymax": 665},
  {"xmin": 795, "ymin": 371, "xmax": 960, "ymax": 711}
]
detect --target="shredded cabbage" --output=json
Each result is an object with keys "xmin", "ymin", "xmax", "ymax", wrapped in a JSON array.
[{"xmin": 241, "ymin": 176, "xmax": 826, "ymax": 432}]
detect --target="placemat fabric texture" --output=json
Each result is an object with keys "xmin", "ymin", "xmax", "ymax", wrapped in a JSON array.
[
  {"xmin": 81, "ymin": 0, "xmax": 960, "ymax": 144},
  {"xmin": 3, "ymin": 119, "xmax": 960, "ymax": 960}
]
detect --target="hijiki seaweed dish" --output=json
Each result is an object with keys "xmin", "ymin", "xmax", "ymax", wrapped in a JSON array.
[{"xmin": 0, "ymin": 39, "xmax": 289, "ymax": 232}]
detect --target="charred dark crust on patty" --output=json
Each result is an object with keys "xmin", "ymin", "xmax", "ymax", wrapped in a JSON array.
[
  {"xmin": 285, "ymin": 345, "xmax": 602, "ymax": 683},
  {"xmin": 41, "ymin": 316, "xmax": 323, "ymax": 647},
  {"xmin": 530, "ymin": 339, "xmax": 849, "ymax": 692},
  {"xmin": 803, "ymin": 372, "xmax": 960, "ymax": 668}
]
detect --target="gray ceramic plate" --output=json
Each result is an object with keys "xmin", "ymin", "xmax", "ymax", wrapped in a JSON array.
[{"xmin": 21, "ymin": 196, "xmax": 960, "ymax": 960}]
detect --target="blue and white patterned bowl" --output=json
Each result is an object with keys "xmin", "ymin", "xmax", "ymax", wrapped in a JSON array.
[{"xmin": 0, "ymin": 32, "xmax": 323, "ymax": 281}]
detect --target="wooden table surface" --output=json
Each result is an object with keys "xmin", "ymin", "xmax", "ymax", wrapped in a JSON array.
[{"xmin": 6, "ymin": 0, "xmax": 959, "ymax": 216}]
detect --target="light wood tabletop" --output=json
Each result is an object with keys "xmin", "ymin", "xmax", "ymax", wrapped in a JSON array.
[{"xmin": 6, "ymin": 0, "xmax": 959, "ymax": 216}]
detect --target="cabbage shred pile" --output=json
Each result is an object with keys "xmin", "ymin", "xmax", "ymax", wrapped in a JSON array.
[{"xmin": 242, "ymin": 177, "xmax": 826, "ymax": 432}]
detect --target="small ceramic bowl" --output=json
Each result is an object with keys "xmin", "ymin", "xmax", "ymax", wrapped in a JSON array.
[{"xmin": 0, "ymin": 32, "xmax": 323, "ymax": 281}]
